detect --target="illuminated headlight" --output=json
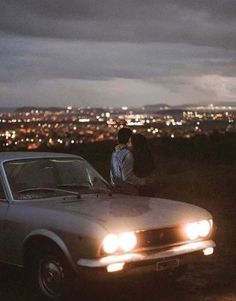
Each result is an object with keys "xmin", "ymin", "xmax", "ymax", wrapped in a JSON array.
[
  {"xmin": 185, "ymin": 222, "xmax": 199, "ymax": 240},
  {"xmin": 185, "ymin": 219, "xmax": 212, "ymax": 241},
  {"xmin": 102, "ymin": 232, "xmax": 137, "ymax": 254},
  {"xmin": 119, "ymin": 232, "xmax": 137, "ymax": 252},
  {"xmin": 199, "ymin": 220, "xmax": 211, "ymax": 237},
  {"xmin": 102, "ymin": 234, "xmax": 119, "ymax": 254}
]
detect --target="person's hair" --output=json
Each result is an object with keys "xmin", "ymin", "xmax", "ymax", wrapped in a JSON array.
[
  {"xmin": 118, "ymin": 127, "xmax": 133, "ymax": 144},
  {"xmin": 131, "ymin": 133, "xmax": 147, "ymax": 150},
  {"xmin": 131, "ymin": 134, "xmax": 155, "ymax": 177}
]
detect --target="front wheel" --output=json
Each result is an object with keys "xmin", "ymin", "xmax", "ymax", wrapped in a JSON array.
[
  {"xmin": 38, "ymin": 256, "xmax": 67, "ymax": 299},
  {"xmin": 29, "ymin": 245, "xmax": 74, "ymax": 300}
]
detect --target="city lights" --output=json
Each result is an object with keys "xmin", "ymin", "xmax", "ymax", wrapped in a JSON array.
[{"xmin": 0, "ymin": 105, "xmax": 235, "ymax": 150}]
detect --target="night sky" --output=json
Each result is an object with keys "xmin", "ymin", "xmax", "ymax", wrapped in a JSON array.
[{"xmin": 0, "ymin": 0, "xmax": 236, "ymax": 107}]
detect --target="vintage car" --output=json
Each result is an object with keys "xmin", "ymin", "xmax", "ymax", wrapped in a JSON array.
[{"xmin": 0, "ymin": 152, "xmax": 215, "ymax": 299}]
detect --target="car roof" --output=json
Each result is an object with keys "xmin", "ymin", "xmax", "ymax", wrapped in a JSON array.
[{"xmin": 0, "ymin": 152, "xmax": 83, "ymax": 163}]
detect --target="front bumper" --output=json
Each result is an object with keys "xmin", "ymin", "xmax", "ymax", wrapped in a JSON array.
[{"xmin": 77, "ymin": 240, "xmax": 215, "ymax": 279}]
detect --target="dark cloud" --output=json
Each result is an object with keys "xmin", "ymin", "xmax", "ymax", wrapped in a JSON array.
[
  {"xmin": 0, "ymin": 0, "xmax": 236, "ymax": 48},
  {"xmin": 1, "ymin": 36, "xmax": 235, "ymax": 84},
  {"xmin": 0, "ymin": 1, "xmax": 235, "ymax": 107}
]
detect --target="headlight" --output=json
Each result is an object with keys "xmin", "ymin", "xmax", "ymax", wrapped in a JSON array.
[
  {"xmin": 102, "ymin": 231, "xmax": 137, "ymax": 254},
  {"xmin": 185, "ymin": 219, "xmax": 212, "ymax": 241},
  {"xmin": 119, "ymin": 232, "xmax": 137, "ymax": 252},
  {"xmin": 185, "ymin": 222, "xmax": 200, "ymax": 240},
  {"xmin": 103, "ymin": 234, "xmax": 119, "ymax": 254},
  {"xmin": 199, "ymin": 220, "xmax": 211, "ymax": 237}
]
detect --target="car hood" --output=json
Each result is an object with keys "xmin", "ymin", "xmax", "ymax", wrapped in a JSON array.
[{"xmin": 20, "ymin": 193, "xmax": 212, "ymax": 233}]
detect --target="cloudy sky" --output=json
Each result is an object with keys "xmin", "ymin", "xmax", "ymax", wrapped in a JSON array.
[{"xmin": 0, "ymin": 0, "xmax": 236, "ymax": 107}]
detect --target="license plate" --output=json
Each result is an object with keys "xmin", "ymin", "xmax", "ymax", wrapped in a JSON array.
[{"xmin": 156, "ymin": 258, "xmax": 180, "ymax": 271}]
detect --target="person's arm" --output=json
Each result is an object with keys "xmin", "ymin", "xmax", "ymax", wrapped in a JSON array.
[
  {"xmin": 122, "ymin": 152, "xmax": 145, "ymax": 186},
  {"xmin": 110, "ymin": 152, "xmax": 117, "ymax": 186}
]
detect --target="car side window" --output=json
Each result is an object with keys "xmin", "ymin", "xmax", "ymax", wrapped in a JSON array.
[{"xmin": 0, "ymin": 180, "xmax": 6, "ymax": 201}]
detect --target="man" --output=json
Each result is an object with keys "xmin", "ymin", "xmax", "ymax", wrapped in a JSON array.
[{"xmin": 110, "ymin": 127, "xmax": 145, "ymax": 192}]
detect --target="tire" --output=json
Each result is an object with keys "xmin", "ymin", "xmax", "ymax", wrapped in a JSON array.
[{"xmin": 27, "ymin": 244, "xmax": 75, "ymax": 300}]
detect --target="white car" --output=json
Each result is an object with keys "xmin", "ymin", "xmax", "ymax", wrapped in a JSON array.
[{"xmin": 0, "ymin": 152, "xmax": 216, "ymax": 300}]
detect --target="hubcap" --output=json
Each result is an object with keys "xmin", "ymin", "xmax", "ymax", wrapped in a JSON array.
[{"xmin": 39, "ymin": 258, "xmax": 65, "ymax": 298}]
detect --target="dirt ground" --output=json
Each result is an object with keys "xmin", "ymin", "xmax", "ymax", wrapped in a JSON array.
[{"xmin": 0, "ymin": 250, "xmax": 235, "ymax": 301}]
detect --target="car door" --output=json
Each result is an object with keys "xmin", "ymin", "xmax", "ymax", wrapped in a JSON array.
[{"xmin": 0, "ymin": 177, "xmax": 9, "ymax": 261}]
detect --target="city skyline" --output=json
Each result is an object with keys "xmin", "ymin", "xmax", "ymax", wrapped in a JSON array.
[
  {"xmin": 0, "ymin": 1, "xmax": 236, "ymax": 107},
  {"xmin": 1, "ymin": 105, "xmax": 236, "ymax": 151}
]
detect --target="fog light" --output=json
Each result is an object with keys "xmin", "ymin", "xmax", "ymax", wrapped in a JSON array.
[
  {"xmin": 203, "ymin": 247, "xmax": 214, "ymax": 256},
  {"xmin": 107, "ymin": 262, "xmax": 125, "ymax": 272}
]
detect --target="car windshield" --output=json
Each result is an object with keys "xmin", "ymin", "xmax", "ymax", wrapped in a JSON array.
[{"xmin": 4, "ymin": 157, "xmax": 111, "ymax": 200}]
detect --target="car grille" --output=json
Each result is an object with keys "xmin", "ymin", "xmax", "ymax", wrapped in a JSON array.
[{"xmin": 135, "ymin": 226, "xmax": 186, "ymax": 250}]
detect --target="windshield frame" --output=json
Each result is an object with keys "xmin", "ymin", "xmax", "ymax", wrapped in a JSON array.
[{"xmin": 2, "ymin": 156, "xmax": 111, "ymax": 202}]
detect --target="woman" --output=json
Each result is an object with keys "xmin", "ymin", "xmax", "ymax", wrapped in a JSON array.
[{"xmin": 131, "ymin": 133, "xmax": 155, "ymax": 195}]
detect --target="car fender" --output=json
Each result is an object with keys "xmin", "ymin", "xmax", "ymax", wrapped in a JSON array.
[{"xmin": 23, "ymin": 228, "xmax": 76, "ymax": 271}]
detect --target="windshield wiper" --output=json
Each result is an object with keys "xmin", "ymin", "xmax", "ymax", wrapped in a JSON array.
[
  {"xmin": 57, "ymin": 184, "xmax": 91, "ymax": 190},
  {"xmin": 57, "ymin": 184, "xmax": 111, "ymax": 195},
  {"xmin": 17, "ymin": 187, "xmax": 81, "ymax": 198}
]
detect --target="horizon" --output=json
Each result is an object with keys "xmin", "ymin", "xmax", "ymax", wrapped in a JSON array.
[{"xmin": 1, "ymin": 101, "xmax": 236, "ymax": 110}]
